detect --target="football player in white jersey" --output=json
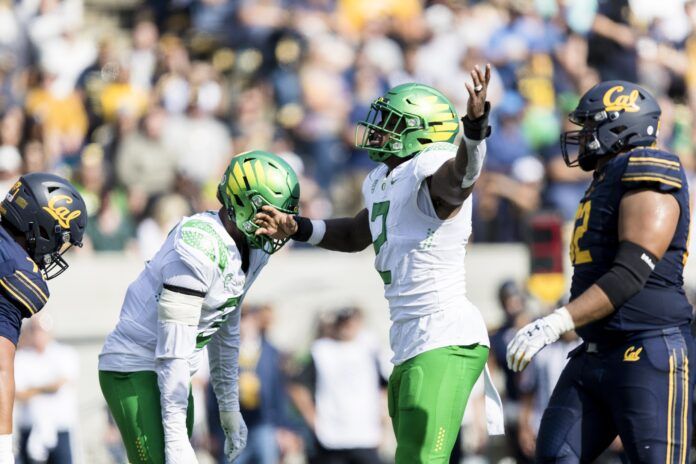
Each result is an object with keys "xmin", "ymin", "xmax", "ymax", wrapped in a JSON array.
[
  {"xmin": 254, "ymin": 65, "xmax": 503, "ymax": 463},
  {"xmin": 98, "ymin": 151, "xmax": 299, "ymax": 464}
]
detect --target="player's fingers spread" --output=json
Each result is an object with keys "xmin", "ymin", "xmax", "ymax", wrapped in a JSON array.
[
  {"xmin": 514, "ymin": 350, "xmax": 527, "ymax": 372},
  {"xmin": 519, "ymin": 358, "xmax": 530, "ymax": 372},
  {"xmin": 474, "ymin": 64, "xmax": 485, "ymax": 84},
  {"xmin": 471, "ymin": 69, "xmax": 481, "ymax": 88},
  {"xmin": 260, "ymin": 205, "xmax": 279, "ymax": 216},
  {"xmin": 255, "ymin": 219, "xmax": 271, "ymax": 230},
  {"xmin": 506, "ymin": 341, "xmax": 519, "ymax": 368},
  {"xmin": 465, "ymin": 82, "xmax": 475, "ymax": 98}
]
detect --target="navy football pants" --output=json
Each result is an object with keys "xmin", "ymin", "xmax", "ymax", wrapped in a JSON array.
[{"xmin": 537, "ymin": 327, "xmax": 695, "ymax": 463}]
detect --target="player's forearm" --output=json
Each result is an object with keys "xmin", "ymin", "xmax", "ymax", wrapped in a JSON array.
[
  {"xmin": 208, "ymin": 311, "xmax": 240, "ymax": 412},
  {"xmin": 565, "ymin": 284, "xmax": 614, "ymax": 329},
  {"xmin": 155, "ymin": 317, "xmax": 198, "ymax": 442},
  {"xmin": 430, "ymin": 104, "xmax": 490, "ymax": 205},
  {"xmin": 293, "ymin": 209, "xmax": 371, "ymax": 253},
  {"xmin": 288, "ymin": 384, "xmax": 316, "ymax": 430},
  {"xmin": 318, "ymin": 217, "xmax": 370, "ymax": 252},
  {"xmin": 155, "ymin": 356, "xmax": 192, "ymax": 442}
]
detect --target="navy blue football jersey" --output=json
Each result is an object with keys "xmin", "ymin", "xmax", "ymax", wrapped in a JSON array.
[
  {"xmin": 569, "ymin": 148, "xmax": 692, "ymax": 342},
  {"xmin": 0, "ymin": 224, "xmax": 49, "ymax": 320}
]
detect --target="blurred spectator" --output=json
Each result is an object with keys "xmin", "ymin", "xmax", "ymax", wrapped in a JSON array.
[
  {"xmin": 235, "ymin": 305, "xmax": 293, "ymax": 464},
  {"xmin": 289, "ymin": 307, "xmax": 386, "ymax": 464},
  {"xmin": 474, "ymin": 92, "xmax": 544, "ymax": 242},
  {"xmin": 0, "ymin": 145, "xmax": 21, "ymax": 194},
  {"xmin": 129, "ymin": 20, "xmax": 158, "ymax": 92},
  {"xmin": 587, "ymin": 0, "xmax": 637, "ymax": 82},
  {"xmin": 206, "ymin": 303, "xmax": 299, "ymax": 464},
  {"xmin": 98, "ymin": 57, "xmax": 149, "ymax": 126},
  {"xmin": 488, "ymin": 280, "xmax": 532, "ymax": 463},
  {"xmin": 25, "ymin": 71, "xmax": 88, "ymax": 165},
  {"xmin": 162, "ymin": 65, "xmax": 231, "ymax": 187},
  {"xmin": 115, "ymin": 106, "xmax": 178, "ymax": 202},
  {"xmin": 15, "ymin": 314, "xmax": 79, "ymax": 464},
  {"xmin": 136, "ymin": 193, "xmax": 191, "ymax": 260},
  {"xmin": 540, "ymin": 116, "xmax": 592, "ymax": 221}
]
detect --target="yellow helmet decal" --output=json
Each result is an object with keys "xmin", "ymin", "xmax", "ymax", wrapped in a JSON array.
[
  {"xmin": 42, "ymin": 195, "xmax": 82, "ymax": 229},
  {"xmin": 603, "ymin": 85, "xmax": 640, "ymax": 113}
]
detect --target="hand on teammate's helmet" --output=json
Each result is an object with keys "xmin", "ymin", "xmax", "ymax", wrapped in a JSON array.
[
  {"xmin": 254, "ymin": 205, "xmax": 298, "ymax": 239},
  {"xmin": 220, "ymin": 410, "xmax": 248, "ymax": 463},
  {"xmin": 465, "ymin": 64, "xmax": 491, "ymax": 120}
]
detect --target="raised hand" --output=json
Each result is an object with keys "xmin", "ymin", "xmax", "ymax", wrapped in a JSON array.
[{"xmin": 465, "ymin": 64, "xmax": 491, "ymax": 120}]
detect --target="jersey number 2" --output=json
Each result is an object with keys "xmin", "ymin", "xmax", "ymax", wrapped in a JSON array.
[
  {"xmin": 371, "ymin": 201, "xmax": 392, "ymax": 284},
  {"xmin": 570, "ymin": 201, "xmax": 592, "ymax": 265}
]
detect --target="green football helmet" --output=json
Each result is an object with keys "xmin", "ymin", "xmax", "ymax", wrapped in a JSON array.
[
  {"xmin": 218, "ymin": 150, "xmax": 300, "ymax": 254},
  {"xmin": 356, "ymin": 83, "xmax": 460, "ymax": 162}
]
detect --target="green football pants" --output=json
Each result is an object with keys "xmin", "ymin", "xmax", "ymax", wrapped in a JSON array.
[
  {"xmin": 388, "ymin": 344, "xmax": 489, "ymax": 464},
  {"xmin": 99, "ymin": 370, "xmax": 194, "ymax": 464}
]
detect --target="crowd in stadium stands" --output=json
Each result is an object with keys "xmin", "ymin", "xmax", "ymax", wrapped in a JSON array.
[
  {"xmin": 1, "ymin": 0, "xmax": 696, "ymax": 250},
  {"xmin": 4, "ymin": 0, "xmax": 696, "ymax": 462}
]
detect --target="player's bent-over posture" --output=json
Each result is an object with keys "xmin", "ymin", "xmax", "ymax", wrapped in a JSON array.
[
  {"xmin": 254, "ymin": 66, "xmax": 504, "ymax": 463},
  {"xmin": 98, "ymin": 151, "xmax": 300, "ymax": 464},
  {"xmin": 0, "ymin": 173, "xmax": 87, "ymax": 464},
  {"xmin": 506, "ymin": 81, "xmax": 694, "ymax": 463}
]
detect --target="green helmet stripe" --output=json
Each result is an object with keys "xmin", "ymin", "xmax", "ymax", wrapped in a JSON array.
[
  {"xmin": 243, "ymin": 160, "xmax": 257, "ymax": 185},
  {"xmin": 226, "ymin": 171, "xmax": 242, "ymax": 196},
  {"xmin": 232, "ymin": 163, "xmax": 246, "ymax": 189},
  {"xmin": 253, "ymin": 160, "xmax": 266, "ymax": 185}
]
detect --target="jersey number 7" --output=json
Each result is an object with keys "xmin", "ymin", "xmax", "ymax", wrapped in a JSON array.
[{"xmin": 371, "ymin": 201, "xmax": 392, "ymax": 284}]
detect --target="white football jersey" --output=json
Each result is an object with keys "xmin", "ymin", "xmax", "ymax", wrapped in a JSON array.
[
  {"xmin": 362, "ymin": 142, "xmax": 489, "ymax": 364},
  {"xmin": 99, "ymin": 211, "xmax": 268, "ymax": 373}
]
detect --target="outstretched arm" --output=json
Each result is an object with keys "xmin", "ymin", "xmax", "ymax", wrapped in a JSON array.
[
  {"xmin": 506, "ymin": 189, "xmax": 679, "ymax": 371},
  {"xmin": 429, "ymin": 64, "xmax": 491, "ymax": 219},
  {"xmin": 255, "ymin": 207, "xmax": 372, "ymax": 253}
]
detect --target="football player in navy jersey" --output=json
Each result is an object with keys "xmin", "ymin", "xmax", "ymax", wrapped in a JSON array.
[
  {"xmin": 506, "ymin": 81, "xmax": 694, "ymax": 463},
  {"xmin": 0, "ymin": 173, "xmax": 86, "ymax": 463}
]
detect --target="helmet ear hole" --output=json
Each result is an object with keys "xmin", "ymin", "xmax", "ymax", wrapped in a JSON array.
[
  {"xmin": 232, "ymin": 194, "xmax": 244, "ymax": 208},
  {"xmin": 38, "ymin": 225, "xmax": 50, "ymax": 241},
  {"xmin": 417, "ymin": 138, "xmax": 432, "ymax": 145},
  {"xmin": 610, "ymin": 125, "xmax": 627, "ymax": 135}
]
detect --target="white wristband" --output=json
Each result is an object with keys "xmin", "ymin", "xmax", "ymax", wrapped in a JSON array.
[
  {"xmin": 460, "ymin": 136, "xmax": 487, "ymax": 188},
  {"xmin": 553, "ymin": 306, "xmax": 575, "ymax": 332},
  {"xmin": 308, "ymin": 220, "xmax": 326, "ymax": 245}
]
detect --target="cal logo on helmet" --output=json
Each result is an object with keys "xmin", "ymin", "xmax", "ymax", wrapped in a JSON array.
[
  {"xmin": 42, "ymin": 195, "xmax": 82, "ymax": 229},
  {"xmin": 603, "ymin": 85, "xmax": 640, "ymax": 113}
]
